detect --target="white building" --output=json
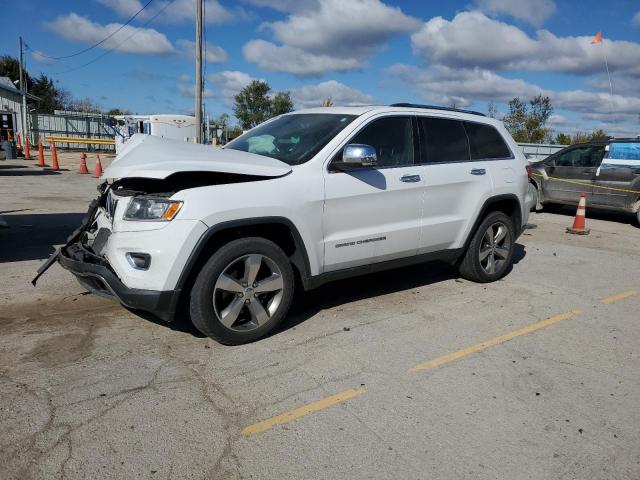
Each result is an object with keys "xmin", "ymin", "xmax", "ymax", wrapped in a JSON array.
[{"xmin": 0, "ymin": 76, "xmax": 37, "ymax": 141}]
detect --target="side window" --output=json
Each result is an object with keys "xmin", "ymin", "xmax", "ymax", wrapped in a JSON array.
[
  {"xmin": 556, "ymin": 146, "xmax": 605, "ymax": 167},
  {"xmin": 555, "ymin": 148, "xmax": 577, "ymax": 167},
  {"xmin": 348, "ymin": 116, "xmax": 414, "ymax": 167},
  {"xmin": 418, "ymin": 117, "xmax": 470, "ymax": 163},
  {"xmin": 464, "ymin": 121, "xmax": 512, "ymax": 160}
]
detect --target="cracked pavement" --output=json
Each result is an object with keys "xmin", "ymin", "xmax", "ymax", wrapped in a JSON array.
[{"xmin": 1, "ymin": 165, "xmax": 639, "ymax": 479}]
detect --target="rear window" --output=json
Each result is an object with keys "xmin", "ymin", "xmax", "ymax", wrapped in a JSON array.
[
  {"xmin": 608, "ymin": 142, "xmax": 640, "ymax": 160},
  {"xmin": 464, "ymin": 122, "xmax": 512, "ymax": 160},
  {"xmin": 419, "ymin": 117, "xmax": 470, "ymax": 163}
]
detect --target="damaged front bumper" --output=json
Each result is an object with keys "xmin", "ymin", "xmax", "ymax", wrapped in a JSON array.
[
  {"xmin": 57, "ymin": 242, "xmax": 180, "ymax": 322},
  {"xmin": 32, "ymin": 185, "xmax": 182, "ymax": 322}
]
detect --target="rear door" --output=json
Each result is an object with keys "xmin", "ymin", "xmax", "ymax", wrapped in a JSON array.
[
  {"xmin": 543, "ymin": 145, "xmax": 602, "ymax": 204},
  {"xmin": 323, "ymin": 115, "xmax": 424, "ymax": 271},
  {"xmin": 594, "ymin": 142, "xmax": 640, "ymax": 210},
  {"xmin": 416, "ymin": 116, "xmax": 494, "ymax": 252}
]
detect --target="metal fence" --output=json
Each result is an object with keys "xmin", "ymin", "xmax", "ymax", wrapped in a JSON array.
[
  {"xmin": 28, "ymin": 112, "xmax": 116, "ymax": 152},
  {"xmin": 517, "ymin": 143, "xmax": 567, "ymax": 161}
]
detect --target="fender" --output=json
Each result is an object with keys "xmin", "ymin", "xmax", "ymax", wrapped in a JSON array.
[
  {"xmin": 463, "ymin": 194, "xmax": 524, "ymax": 250},
  {"xmin": 174, "ymin": 216, "xmax": 312, "ymax": 292}
]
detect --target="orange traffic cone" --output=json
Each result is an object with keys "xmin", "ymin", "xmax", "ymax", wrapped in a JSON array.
[
  {"xmin": 93, "ymin": 154, "xmax": 103, "ymax": 178},
  {"xmin": 78, "ymin": 152, "xmax": 90, "ymax": 174},
  {"xmin": 566, "ymin": 192, "xmax": 590, "ymax": 235},
  {"xmin": 24, "ymin": 136, "xmax": 31, "ymax": 160},
  {"xmin": 16, "ymin": 133, "xmax": 21, "ymax": 148},
  {"xmin": 51, "ymin": 143, "xmax": 59, "ymax": 171},
  {"xmin": 37, "ymin": 137, "xmax": 46, "ymax": 167}
]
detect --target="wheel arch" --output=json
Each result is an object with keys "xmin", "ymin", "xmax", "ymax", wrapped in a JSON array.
[
  {"xmin": 174, "ymin": 217, "xmax": 312, "ymax": 309},
  {"xmin": 464, "ymin": 194, "xmax": 523, "ymax": 250}
]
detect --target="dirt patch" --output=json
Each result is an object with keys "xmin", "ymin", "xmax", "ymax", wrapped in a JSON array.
[{"xmin": 23, "ymin": 331, "xmax": 96, "ymax": 367}]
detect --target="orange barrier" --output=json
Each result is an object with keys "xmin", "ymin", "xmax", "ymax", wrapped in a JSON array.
[
  {"xmin": 51, "ymin": 143, "xmax": 59, "ymax": 171},
  {"xmin": 78, "ymin": 152, "xmax": 90, "ymax": 174},
  {"xmin": 24, "ymin": 137, "xmax": 31, "ymax": 160},
  {"xmin": 566, "ymin": 192, "xmax": 590, "ymax": 235},
  {"xmin": 37, "ymin": 137, "xmax": 46, "ymax": 167},
  {"xmin": 93, "ymin": 154, "xmax": 103, "ymax": 178}
]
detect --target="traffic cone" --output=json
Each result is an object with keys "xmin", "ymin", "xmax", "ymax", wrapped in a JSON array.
[
  {"xmin": 566, "ymin": 192, "xmax": 590, "ymax": 235},
  {"xmin": 51, "ymin": 143, "xmax": 59, "ymax": 171},
  {"xmin": 24, "ymin": 136, "xmax": 31, "ymax": 160},
  {"xmin": 37, "ymin": 137, "xmax": 46, "ymax": 167},
  {"xmin": 93, "ymin": 154, "xmax": 103, "ymax": 178},
  {"xmin": 16, "ymin": 133, "xmax": 21, "ymax": 148},
  {"xmin": 78, "ymin": 152, "xmax": 89, "ymax": 174}
]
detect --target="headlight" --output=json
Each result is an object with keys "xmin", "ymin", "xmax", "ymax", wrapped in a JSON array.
[{"xmin": 123, "ymin": 198, "xmax": 183, "ymax": 221}]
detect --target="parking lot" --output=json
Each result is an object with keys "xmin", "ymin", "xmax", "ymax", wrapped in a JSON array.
[{"xmin": 1, "ymin": 160, "xmax": 639, "ymax": 480}]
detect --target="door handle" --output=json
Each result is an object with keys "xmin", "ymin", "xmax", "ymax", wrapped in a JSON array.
[
  {"xmin": 400, "ymin": 174, "xmax": 421, "ymax": 183},
  {"xmin": 470, "ymin": 168, "xmax": 486, "ymax": 175}
]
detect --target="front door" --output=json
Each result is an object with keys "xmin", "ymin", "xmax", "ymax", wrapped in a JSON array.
[
  {"xmin": 594, "ymin": 142, "xmax": 640, "ymax": 209},
  {"xmin": 543, "ymin": 145, "xmax": 603, "ymax": 204},
  {"xmin": 323, "ymin": 116, "xmax": 424, "ymax": 272}
]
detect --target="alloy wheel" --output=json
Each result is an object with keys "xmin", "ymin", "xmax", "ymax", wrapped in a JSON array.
[
  {"xmin": 212, "ymin": 254, "xmax": 284, "ymax": 331},
  {"xmin": 479, "ymin": 222, "xmax": 511, "ymax": 275}
]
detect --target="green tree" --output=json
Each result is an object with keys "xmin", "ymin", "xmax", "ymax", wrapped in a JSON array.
[
  {"xmin": 30, "ymin": 74, "xmax": 66, "ymax": 113},
  {"xmin": 106, "ymin": 108, "xmax": 131, "ymax": 116},
  {"xmin": 272, "ymin": 91, "xmax": 293, "ymax": 116},
  {"xmin": 233, "ymin": 81, "xmax": 294, "ymax": 129},
  {"xmin": 553, "ymin": 133, "xmax": 572, "ymax": 145},
  {"xmin": 503, "ymin": 95, "xmax": 553, "ymax": 143},
  {"xmin": 0, "ymin": 55, "xmax": 32, "ymax": 90}
]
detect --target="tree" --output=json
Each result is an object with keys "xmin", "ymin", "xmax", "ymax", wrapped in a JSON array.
[
  {"xmin": 0, "ymin": 55, "xmax": 32, "ymax": 90},
  {"xmin": 487, "ymin": 101, "xmax": 499, "ymax": 119},
  {"xmin": 503, "ymin": 95, "xmax": 553, "ymax": 143},
  {"xmin": 66, "ymin": 97, "xmax": 102, "ymax": 114},
  {"xmin": 105, "ymin": 108, "xmax": 131, "ymax": 116},
  {"xmin": 272, "ymin": 91, "xmax": 293, "ymax": 116},
  {"xmin": 233, "ymin": 80, "xmax": 294, "ymax": 129},
  {"xmin": 553, "ymin": 133, "xmax": 572, "ymax": 145},
  {"xmin": 30, "ymin": 74, "xmax": 66, "ymax": 113}
]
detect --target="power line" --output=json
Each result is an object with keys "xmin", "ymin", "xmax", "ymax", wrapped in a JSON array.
[
  {"xmin": 50, "ymin": 0, "xmax": 176, "ymax": 76},
  {"xmin": 25, "ymin": 0, "xmax": 156, "ymax": 60}
]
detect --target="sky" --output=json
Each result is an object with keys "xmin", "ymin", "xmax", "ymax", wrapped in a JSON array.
[{"xmin": 1, "ymin": 0, "xmax": 639, "ymax": 136}]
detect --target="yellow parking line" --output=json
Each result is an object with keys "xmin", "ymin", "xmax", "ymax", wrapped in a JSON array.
[
  {"xmin": 409, "ymin": 310, "xmax": 582, "ymax": 373},
  {"xmin": 242, "ymin": 387, "xmax": 366, "ymax": 436},
  {"xmin": 602, "ymin": 291, "xmax": 639, "ymax": 305}
]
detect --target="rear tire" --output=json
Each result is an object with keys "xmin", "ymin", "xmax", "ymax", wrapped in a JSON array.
[
  {"xmin": 189, "ymin": 237, "xmax": 295, "ymax": 345},
  {"xmin": 459, "ymin": 211, "xmax": 515, "ymax": 283}
]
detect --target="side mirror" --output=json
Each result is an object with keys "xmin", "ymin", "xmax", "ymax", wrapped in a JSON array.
[{"xmin": 334, "ymin": 144, "xmax": 377, "ymax": 171}]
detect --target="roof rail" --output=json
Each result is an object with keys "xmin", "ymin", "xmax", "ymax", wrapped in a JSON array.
[{"xmin": 390, "ymin": 103, "xmax": 486, "ymax": 117}]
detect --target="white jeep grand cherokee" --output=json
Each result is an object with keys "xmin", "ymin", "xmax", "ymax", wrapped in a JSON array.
[{"xmin": 35, "ymin": 104, "xmax": 530, "ymax": 345}]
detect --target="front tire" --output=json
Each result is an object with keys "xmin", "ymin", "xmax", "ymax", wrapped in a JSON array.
[
  {"xmin": 190, "ymin": 237, "xmax": 295, "ymax": 345},
  {"xmin": 458, "ymin": 211, "xmax": 515, "ymax": 283}
]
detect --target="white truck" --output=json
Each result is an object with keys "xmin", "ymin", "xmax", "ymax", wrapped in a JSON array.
[
  {"xmin": 113, "ymin": 114, "xmax": 197, "ymax": 153},
  {"xmin": 35, "ymin": 104, "xmax": 531, "ymax": 345}
]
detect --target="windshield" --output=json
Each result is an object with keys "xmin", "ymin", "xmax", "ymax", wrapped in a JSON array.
[{"xmin": 225, "ymin": 114, "xmax": 357, "ymax": 165}]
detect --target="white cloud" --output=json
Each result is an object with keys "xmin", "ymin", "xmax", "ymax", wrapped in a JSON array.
[
  {"xmin": 474, "ymin": 0, "xmax": 556, "ymax": 26},
  {"xmin": 30, "ymin": 50, "xmax": 56, "ymax": 65},
  {"xmin": 176, "ymin": 39, "xmax": 228, "ymax": 63},
  {"xmin": 207, "ymin": 70, "xmax": 262, "ymax": 106},
  {"xmin": 266, "ymin": 0, "xmax": 420, "ymax": 57},
  {"xmin": 176, "ymin": 82, "xmax": 214, "ymax": 98},
  {"xmin": 97, "ymin": 0, "xmax": 237, "ymax": 25},
  {"xmin": 243, "ymin": 40, "xmax": 362, "ymax": 77},
  {"xmin": 386, "ymin": 64, "xmax": 540, "ymax": 107},
  {"xmin": 387, "ymin": 63, "xmax": 640, "ymax": 131},
  {"xmin": 47, "ymin": 13, "xmax": 174, "ymax": 55},
  {"xmin": 411, "ymin": 12, "xmax": 640, "ymax": 77},
  {"xmin": 290, "ymin": 80, "xmax": 373, "ymax": 108},
  {"xmin": 244, "ymin": 0, "xmax": 419, "ymax": 76}
]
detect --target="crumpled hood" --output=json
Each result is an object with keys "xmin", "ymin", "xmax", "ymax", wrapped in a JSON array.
[{"xmin": 104, "ymin": 134, "xmax": 292, "ymax": 180}]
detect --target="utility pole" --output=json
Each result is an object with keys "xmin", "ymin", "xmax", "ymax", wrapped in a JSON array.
[
  {"xmin": 18, "ymin": 36, "xmax": 28, "ymax": 142},
  {"xmin": 194, "ymin": 0, "xmax": 203, "ymax": 144}
]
